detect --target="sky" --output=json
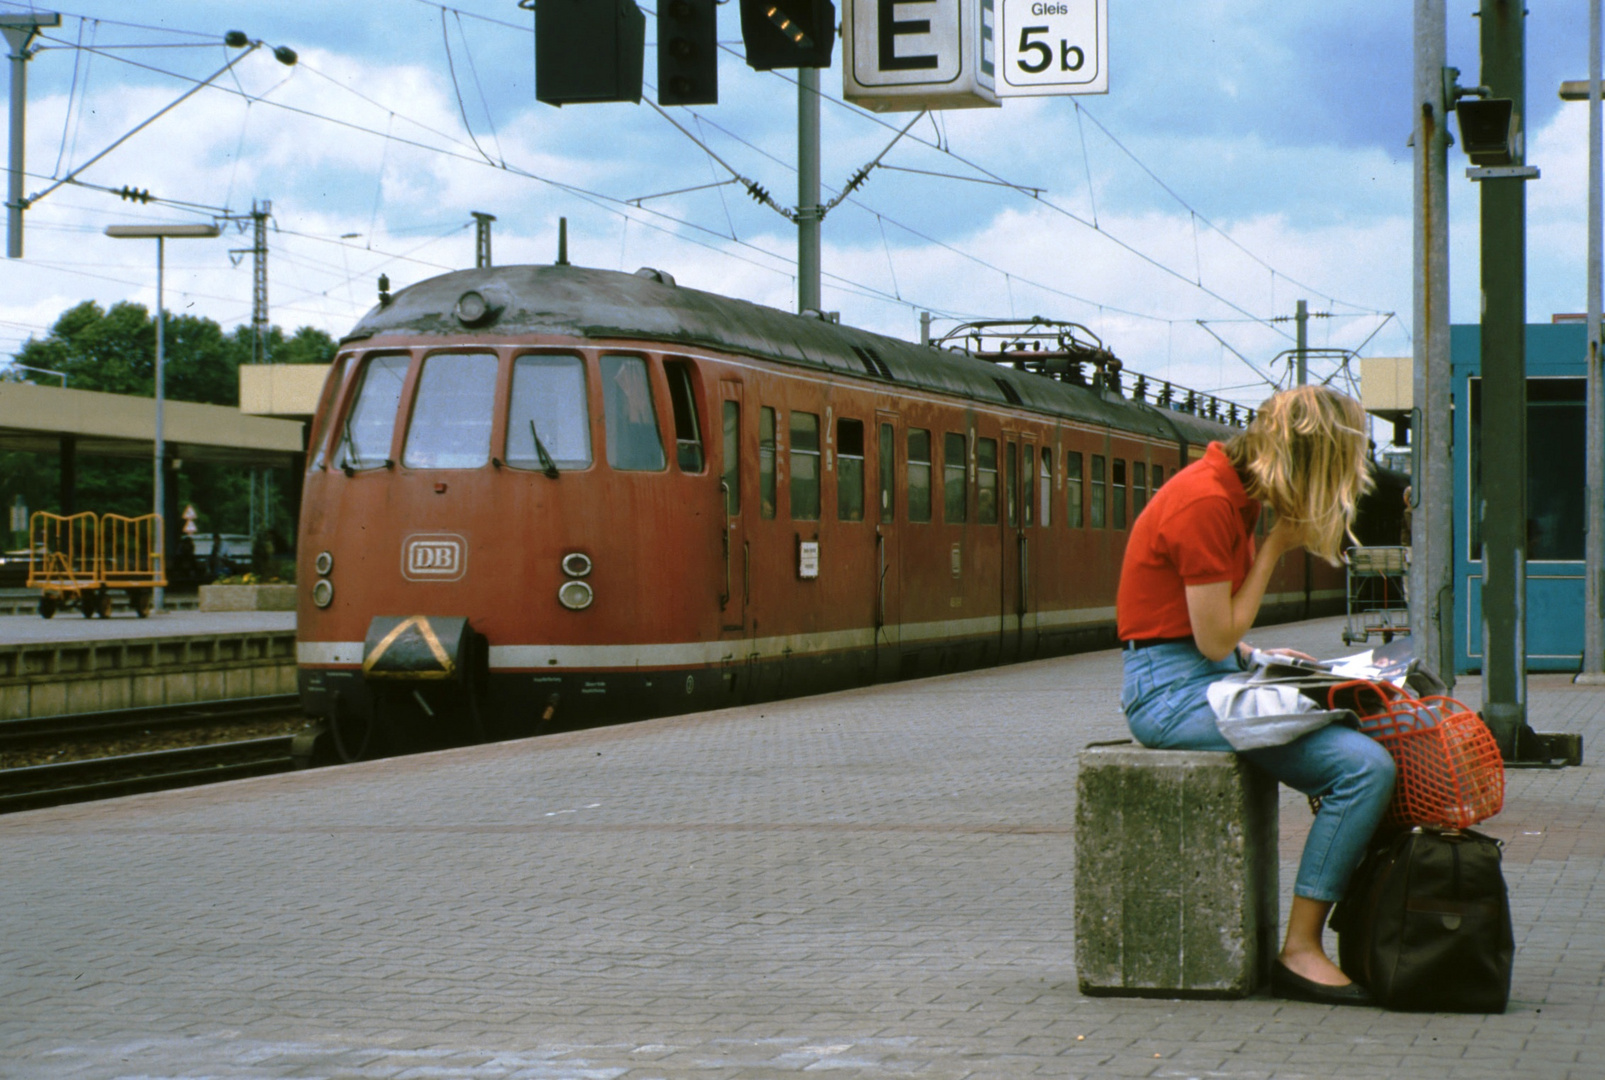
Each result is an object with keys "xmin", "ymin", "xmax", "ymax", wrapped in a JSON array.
[{"xmin": 0, "ymin": 0, "xmax": 1595, "ymax": 418}]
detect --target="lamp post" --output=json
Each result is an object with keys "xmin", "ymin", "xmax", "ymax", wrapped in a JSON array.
[{"xmin": 105, "ymin": 222, "xmax": 221, "ymax": 614}]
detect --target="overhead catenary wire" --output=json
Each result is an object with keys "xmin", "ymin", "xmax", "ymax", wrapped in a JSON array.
[
  {"xmin": 5, "ymin": 0, "xmax": 1405, "ymax": 394},
  {"xmin": 30, "ymin": 10, "xmax": 1352, "ymax": 347}
]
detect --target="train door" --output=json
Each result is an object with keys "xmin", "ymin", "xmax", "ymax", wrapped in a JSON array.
[
  {"xmin": 874, "ymin": 410, "xmax": 902, "ymax": 682},
  {"xmin": 718, "ymin": 380, "xmax": 749, "ymax": 644},
  {"xmin": 1000, "ymin": 432, "xmax": 1022, "ymax": 663},
  {"xmin": 1019, "ymin": 433, "xmax": 1040, "ymax": 658}
]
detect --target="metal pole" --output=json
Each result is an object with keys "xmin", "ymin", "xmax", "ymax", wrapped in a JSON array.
[
  {"xmin": 473, "ymin": 211, "xmax": 495, "ymax": 269},
  {"xmin": 1411, "ymin": 0, "xmax": 1455, "ymax": 689},
  {"xmin": 154, "ymin": 236, "xmax": 166, "ymax": 614},
  {"xmin": 1296, "ymin": 299, "xmax": 1308, "ymax": 385},
  {"xmin": 1583, "ymin": 0, "xmax": 1604, "ymax": 682},
  {"xmin": 251, "ymin": 200, "xmax": 269, "ymax": 364},
  {"xmin": 798, "ymin": 67, "xmax": 821, "ymax": 313},
  {"xmin": 1479, "ymin": 0, "xmax": 1527, "ymax": 751},
  {"xmin": 3, "ymin": 15, "xmax": 58, "ymax": 259}
]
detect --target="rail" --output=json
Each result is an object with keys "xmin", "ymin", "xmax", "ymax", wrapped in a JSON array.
[
  {"xmin": 0, "ymin": 733, "xmax": 316, "ymax": 814},
  {"xmin": 0, "ymin": 694, "xmax": 317, "ymax": 813}
]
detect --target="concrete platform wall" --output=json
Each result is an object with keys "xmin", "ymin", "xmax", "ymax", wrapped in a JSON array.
[{"xmin": 0, "ymin": 632, "xmax": 297, "ymax": 718}]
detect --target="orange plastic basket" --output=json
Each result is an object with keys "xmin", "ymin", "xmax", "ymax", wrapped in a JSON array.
[{"xmin": 1328, "ymin": 682, "xmax": 1505, "ymax": 830}]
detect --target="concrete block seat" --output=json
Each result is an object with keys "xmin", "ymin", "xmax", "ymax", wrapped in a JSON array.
[{"xmin": 1075, "ymin": 743, "xmax": 1279, "ymax": 998}]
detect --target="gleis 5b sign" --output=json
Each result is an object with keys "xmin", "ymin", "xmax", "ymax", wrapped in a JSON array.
[{"xmin": 997, "ymin": 0, "xmax": 1106, "ymax": 96}]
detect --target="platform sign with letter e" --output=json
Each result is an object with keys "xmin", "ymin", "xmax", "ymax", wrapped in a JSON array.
[
  {"xmin": 997, "ymin": 0, "xmax": 1106, "ymax": 96},
  {"xmin": 842, "ymin": 0, "xmax": 999, "ymax": 112}
]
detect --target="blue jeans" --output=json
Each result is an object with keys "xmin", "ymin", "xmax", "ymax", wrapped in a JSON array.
[{"xmin": 1120, "ymin": 641, "xmax": 1395, "ymax": 903}]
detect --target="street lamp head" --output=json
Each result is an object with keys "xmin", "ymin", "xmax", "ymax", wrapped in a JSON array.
[
  {"xmin": 224, "ymin": 30, "xmax": 250, "ymax": 48},
  {"xmin": 273, "ymin": 45, "xmax": 298, "ymax": 66},
  {"xmin": 105, "ymin": 224, "xmax": 222, "ymax": 239}
]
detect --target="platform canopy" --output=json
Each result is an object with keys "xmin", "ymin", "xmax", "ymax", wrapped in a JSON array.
[{"xmin": 0, "ymin": 382, "xmax": 304, "ymax": 466}]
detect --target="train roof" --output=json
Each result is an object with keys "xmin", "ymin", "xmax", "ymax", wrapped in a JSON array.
[{"xmin": 344, "ymin": 264, "xmax": 1234, "ymax": 447}]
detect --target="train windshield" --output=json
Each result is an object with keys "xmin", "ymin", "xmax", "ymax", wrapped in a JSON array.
[
  {"xmin": 508, "ymin": 355, "xmax": 592, "ymax": 470},
  {"xmin": 600, "ymin": 354, "xmax": 666, "ymax": 471},
  {"xmin": 403, "ymin": 353, "xmax": 499, "ymax": 469},
  {"xmin": 335, "ymin": 354, "xmax": 409, "ymax": 470}
]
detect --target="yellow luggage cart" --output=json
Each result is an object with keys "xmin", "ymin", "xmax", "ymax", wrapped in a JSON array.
[
  {"xmin": 100, "ymin": 513, "xmax": 165, "ymax": 618},
  {"xmin": 27, "ymin": 511, "xmax": 165, "ymax": 618},
  {"xmin": 27, "ymin": 511, "xmax": 104, "ymax": 618}
]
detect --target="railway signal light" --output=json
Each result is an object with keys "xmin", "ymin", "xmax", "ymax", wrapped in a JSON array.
[
  {"xmin": 658, "ymin": 0, "xmax": 718, "ymax": 106},
  {"xmin": 738, "ymin": 0, "xmax": 835, "ymax": 71},
  {"xmin": 533, "ymin": 0, "xmax": 645, "ymax": 107}
]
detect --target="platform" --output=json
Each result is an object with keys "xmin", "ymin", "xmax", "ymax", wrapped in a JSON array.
[
  {"xmin": 0, "ymin": 610, "xmax": 297, "ymax": 719},
  {"xmin": 0, "ymin": 615, "xmax": 1600, "ymax": 1079}
]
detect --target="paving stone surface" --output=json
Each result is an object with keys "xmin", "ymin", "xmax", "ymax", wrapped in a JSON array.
[{"xmin": 0, "ymin": 615, "xmax": 1600, "ymax": 1079}]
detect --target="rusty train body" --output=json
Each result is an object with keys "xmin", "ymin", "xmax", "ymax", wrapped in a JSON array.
[{"xmin": 295, "ymin": 265, "xmax": 1345, "ymax": 757}]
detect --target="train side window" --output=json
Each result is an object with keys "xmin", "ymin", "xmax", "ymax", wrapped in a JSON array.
[
  {"xmin": 907, "ymin": 429, "xmax": 932, "ymax": 523},
  {"xmin": 1152, "ymin": 464, "xmax": 1164, "ymax": 490},
  {"xmin": 790, "ymin": 411, "xmax": 821, "ymax": 520},
  {"xmin": 879, "ymin": 422, "xmax": 895, "ymax": 523},
  {"xmin": 665, "ymin": 360, "xmax": 705, "ymax": 472},
  {"xmin": 759, "ymin": 407, "xmax": 777, "ymax": 519},
  {"xmin": 943, "ymin": 432, "xmax": 967, "ymax": 524},
  {"xmin": 404, "ymin": 353, "xmax": 499, "ymax": 469},
  {"xmin": 837, "ymin": 418, "xmax": 865, "ymax": 522},
  {"xmin": 1039, "ymin": 449, "xmax": 1052, "ymax": 528},
  {"xmin": 1066, "ymin": 451, "xmax": 1084, "ymax": 528},
  {"xmin": 1024, "ymin": 445, "xmax": 1036, "ymax": 526},
  {"xmin": 1133, "ymin": 461, "xmax": 1148, "ymax": 517},
  {"xmin": 976, "ymin": 438, "xmax": 999, "ymax": 525},
  {"xmin": 308, "ymin": 353, "xmax": 350, "ymax": 471},
  {"xmin": 1112, "ymin": 459, "xmax": 1127, "ymax": 529},
  {"xmin": 600, "ymin": 354, "xmax": 666, "ymax": 471},
  {"xmin": 335, "ymin": 353, "xmax": 410, "ymax": 471},
  {"xmin": 1090, "ymin": 454, "xmax": 1106, "ymax": 528},
  {"xmin": 722, "ymin": 401, "xmax": 740, "ymax": 515},
  {"xmin": 1006, "ymin": 442, "xmax": 1018, "ymax": 528},
  {"xmin": 507, "ymin": 355, "xmax": 592, "ymax": 470}
]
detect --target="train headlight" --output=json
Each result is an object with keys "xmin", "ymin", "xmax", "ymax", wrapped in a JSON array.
[
  {"xmin": 557, "ymin": 580, "xmax": 593, "ymax": 611},
  {"xmin": 561, "ymin": 552, "xmax": 592, "ymax": 578},
  {"xmin": 312, "ymin": 579, "xmax": 335, "ymax": 608},
  {"xmin": 314, "ymin": 550, "xmax": 334, "ymax": 576}
]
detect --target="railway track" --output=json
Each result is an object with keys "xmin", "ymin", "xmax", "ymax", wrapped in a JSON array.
[{"xmin": 0, "ymin": 696, "xmax": 321, "ymax": 814}]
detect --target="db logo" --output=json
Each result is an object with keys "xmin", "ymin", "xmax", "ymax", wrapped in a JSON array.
[{"xmin": 402, "ymin": 533, "xmax": 466, "ymax": 581}]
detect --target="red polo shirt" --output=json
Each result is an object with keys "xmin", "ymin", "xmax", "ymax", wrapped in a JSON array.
[{"xmin": 1116, "ymin": 442, "xmax": 1260, "ymax": 641}]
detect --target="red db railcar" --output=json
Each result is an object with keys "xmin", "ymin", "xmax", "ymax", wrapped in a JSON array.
[{"xmin": 295, "ymin": 265, "xmax": 1343, "ymax": 759}]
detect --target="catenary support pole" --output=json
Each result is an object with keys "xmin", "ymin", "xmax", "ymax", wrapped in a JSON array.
[
  {"xmin": 154, "ymin": 236, "xmax": 167, "ymax": 614},
  {"xmin": 1295, "ymin": 299, "xmax": 1308, "ymax": 385},
  {"xmin": 798, "ymin": 67, "xmax": 821, "ymax": 314},
  {"xmin": 1479, "ymin": 0, "xmax": 1528, "ymax": 751},
  {"xmin": 1583, "ymin": 0, "xmax": 1604, "ymax": 682},
  {"xmin": 1411, "ymin": 0, "xmax": 1455, "ymax": 690},
  {"xmin": 3, "ymin": 13, "xmax": 58, "ymax": 259}
]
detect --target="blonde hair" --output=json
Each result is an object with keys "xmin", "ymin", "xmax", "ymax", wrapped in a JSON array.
[{"xmin": 1225, "ymin": 386, "xmax": 1373, "ymax": 563}]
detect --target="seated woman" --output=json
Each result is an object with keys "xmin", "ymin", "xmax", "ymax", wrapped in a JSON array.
[{"xmin": 1116, "ymin": 385, "xmax": 1393, "ymax": 1006}]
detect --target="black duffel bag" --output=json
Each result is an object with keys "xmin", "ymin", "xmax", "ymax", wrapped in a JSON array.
[{"xmin": 1330, "ymin": 826, "xmax": 1514, "ymax": 1012}]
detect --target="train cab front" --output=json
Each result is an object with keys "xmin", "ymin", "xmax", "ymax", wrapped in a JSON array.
[{"xmin": 304, "ymin": 614, "xmax": 489, "ymax": 762}]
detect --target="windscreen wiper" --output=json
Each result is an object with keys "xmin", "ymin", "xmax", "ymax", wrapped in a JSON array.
[
  {"xmin": 530, "ymin": 420, "xmax": 560, "ymax": 480},
  {"xmin": 339, "ymin": 419, "xmax": 360, "ymax": 476}
]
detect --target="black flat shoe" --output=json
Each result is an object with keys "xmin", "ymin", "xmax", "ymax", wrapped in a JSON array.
[{"xmin": 1270, "ymin": 960, "xmax": 1373, "ymax": 1006}]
